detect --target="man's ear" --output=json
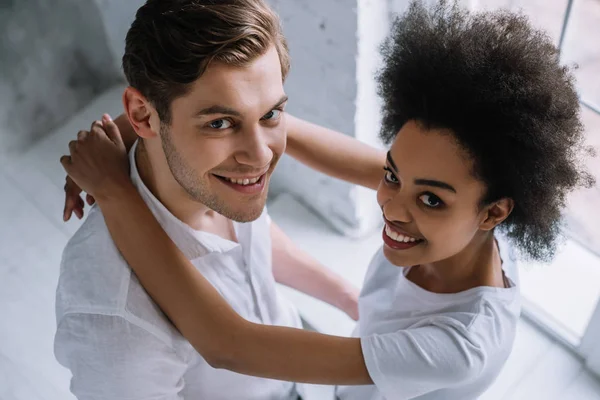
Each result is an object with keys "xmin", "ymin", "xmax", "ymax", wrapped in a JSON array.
[
  {"xmin": 122, "ymin": 87, "xmax": 160, "ymax": 139},
  {"xmin": 480, "ymin": 198, "xmax": 514, "ymax": 231}
]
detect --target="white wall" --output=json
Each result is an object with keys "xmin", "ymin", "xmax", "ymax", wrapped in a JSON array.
[{"xmin": 269, "ymin": 0, "xmax": 388, "ymax": 237}]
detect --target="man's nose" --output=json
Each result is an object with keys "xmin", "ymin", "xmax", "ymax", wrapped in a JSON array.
[{"xmin": 235, "ymin": 126, "xmax": 274, "ymax": 168}]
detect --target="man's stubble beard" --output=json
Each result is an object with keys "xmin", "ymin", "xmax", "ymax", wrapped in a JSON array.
[{"xmin": 159, "ymin": 123, "xmax": 268, "ymax": 223}]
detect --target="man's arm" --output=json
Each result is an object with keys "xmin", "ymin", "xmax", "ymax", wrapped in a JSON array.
[
  {"xmin": 55, "ymin": 313, "xmax": 186, "ymax": 399},
  {"xmin": 270, "ymin": 221, "xmax": 359, "ymax": 320},
  {"xmin": 285, "ymin": 115, "xmax": 386, "ymax": 191}
]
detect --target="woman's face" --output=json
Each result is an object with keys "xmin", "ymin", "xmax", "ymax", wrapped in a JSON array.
[{"xmin": 377, "ymin": 120, "xmax": 493, "ymax": 267}]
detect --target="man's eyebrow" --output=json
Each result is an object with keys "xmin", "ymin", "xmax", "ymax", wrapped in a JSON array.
[
  {"xmin": 194, "ymin": 95, "xmax": 289, "ymax": 118},
  {"xmin": 271, "ymin": 95, "xmax": 289, "ymax": 109},
  {"xmin": 194, "ymin": 105, "xmax": 241, "ymax": 118}
]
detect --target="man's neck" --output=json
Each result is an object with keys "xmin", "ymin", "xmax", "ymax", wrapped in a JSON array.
[{"xmin": 134, "ymin": 140, "xmax": 228, "ymax": 233}]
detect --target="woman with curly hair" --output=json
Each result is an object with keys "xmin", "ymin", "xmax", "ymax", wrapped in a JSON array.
[{"xmin": 61, "ymin": 1, "xmax": 593, "ymax": 398}]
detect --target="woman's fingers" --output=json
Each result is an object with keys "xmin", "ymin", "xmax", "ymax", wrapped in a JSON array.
[
  {"xmin": 102, "ymin": 114, "xmax": 124, "ymax": 146},
  {"xmin": 62, "ymin": 175, "xmax": 84, "ymax": 221}
]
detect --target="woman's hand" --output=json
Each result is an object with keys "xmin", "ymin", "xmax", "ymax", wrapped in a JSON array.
[
  {"xmin": 62, "ymin": 113, "xmax": 138, "ymax": 221},
  {"xmin": 60, "ymin": 114, "xmax": 132, "ymax": 206}
]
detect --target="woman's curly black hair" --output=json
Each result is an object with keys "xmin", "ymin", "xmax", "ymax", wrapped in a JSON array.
[{"xmin": 377, "ymin": 1, "xmax": 594, "ymax": 261}]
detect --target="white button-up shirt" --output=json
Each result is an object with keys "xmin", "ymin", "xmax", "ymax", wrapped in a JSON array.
[{"xmin": 54, "ymin": 141, "xmax": 302, "ymax": 400}]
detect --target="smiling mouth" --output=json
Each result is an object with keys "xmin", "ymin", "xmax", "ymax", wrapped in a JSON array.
[
  {"xmin": 213, "ymin": 174, "xmax": 263, "ymax": 186},
  {"xmin": 382, "ymin": 224, "xmax": 425, "ymax": 250},
  {"xmin": 384, "ymin": 225, "xmax": 423, "ymax": 243},
  {"xmin": 212, "ymin": 173, "xmax": 268, "ymax": 194}
]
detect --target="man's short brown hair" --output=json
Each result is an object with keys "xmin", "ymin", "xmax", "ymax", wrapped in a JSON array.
[{"xmin": 123, "ymin": 0, "xmax": 290, "ymax": 124}]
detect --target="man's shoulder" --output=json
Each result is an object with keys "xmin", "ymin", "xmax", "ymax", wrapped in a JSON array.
[
  {"xmin": 56, "ymin": 207, "xmax": 180, "ymax": 342},
  {"xmin": 57, "ymin": 206, "xmax": 130, "ymax": 316}
]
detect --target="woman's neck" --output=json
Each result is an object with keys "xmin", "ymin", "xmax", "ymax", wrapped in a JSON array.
[{"xmin": 409, "ymin": 231, "xmax": 503, "ymax": 293}]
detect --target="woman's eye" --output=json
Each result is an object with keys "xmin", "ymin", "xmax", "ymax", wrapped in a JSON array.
[
  {"xmin": 262, "ymin": 109, "xmax": 281, "ymax": 120},
  {"xmin": 419, "ymin": 193, "xmax": 443, "ymax": 208},
  {"xmin": 384, "ymin": 169, "xmax": 399, "ymax": 184},
  {"xmin": 209, "ymin": 119, "xmax": 232, "ymax": 130}
]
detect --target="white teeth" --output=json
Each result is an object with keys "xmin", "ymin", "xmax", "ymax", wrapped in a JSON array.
[
  {"xmin": 226, "ymin": 176, "xmax": 261, "ymax": 186},
  {"xmin": 385, "ymin": 225, "xmax": 398, "ymax": 240},
  {"xmin": 385, "ymin": 225, "xmax": 419, "ymax": 244}
]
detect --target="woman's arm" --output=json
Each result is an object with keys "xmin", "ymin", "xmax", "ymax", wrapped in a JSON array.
[
  {"xmin": 286, "ymin": 115, "xmax": 386, "ymax": 190},
  {"xmin": 114, "ymin": 113, "xmax": 138, "ymax": 152},
  {"xmin": 91, "ymin": 178, "xmax": 370, "ymax": 385},
  {"xmin": 61, "ymin": 116, "xmax": 372, "ymax": 385}
]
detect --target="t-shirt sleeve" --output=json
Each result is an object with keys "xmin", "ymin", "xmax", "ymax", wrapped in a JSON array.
[{"xmin": 360, "ymin": 318, "xmax": 486, "ymax": 399}]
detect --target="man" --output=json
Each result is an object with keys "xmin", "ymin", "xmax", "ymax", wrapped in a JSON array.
[{"xmin": 55, "ymin": 1, "xmax": 358, "ymax": 398}]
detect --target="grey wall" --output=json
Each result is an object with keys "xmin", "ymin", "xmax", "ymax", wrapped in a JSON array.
[
  {"xmin": 269, "ymin": 0, "xmax": 361, "ymax": 233},
  {"xmin": 93, "ymin": 0, "xmax": 146, "ymax": 72},
  {"xmin": 0, "ymin": 0, "xmax": 125, "ymax": 157}
]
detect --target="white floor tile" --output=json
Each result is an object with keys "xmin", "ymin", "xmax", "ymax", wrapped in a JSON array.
[
  {"xmin": 2, "ymin": 155, "xmax": 83, "ymax": 238},
  {"xmin": 269, "ymin": 193, "xmax": 381, "ymax": 337},
  {"xmin": 519, "ymin": 239, "xmax": 600, "ymax": 338},
  {"xmin": 0, "ymin": 172, "xmax": 72, "ymax": 397},
  {"xmin": 506, "ymin": 341, "xmax": 584, "ymax": 400},
  {"xmin": 557, "ymin": 369, "xmax": 600, "ymax": 400},
  {"xmin": 479, "ymin": 321, "xmax": 555, "ymax": 400},
  {"xmin": 0, "ymin": 351, "xmax": 74, "ymax": 400}
]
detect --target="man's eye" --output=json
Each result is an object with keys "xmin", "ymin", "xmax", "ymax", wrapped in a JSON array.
[
  {"xmin": 419, "ymin": 193, "xmax": 444, "ymax": 208},
  {"xmin": 262, "ymin": 109, "xmax": 281, "ymax": 120},
  {"xmin": 209, "ymin": 119, "xmax": 232, "ymax": 130}
]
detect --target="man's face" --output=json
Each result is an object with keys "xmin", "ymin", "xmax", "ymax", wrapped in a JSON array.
[{"xmin": 159, "ymin": 45, "xmax": 287, "ymax": 222}]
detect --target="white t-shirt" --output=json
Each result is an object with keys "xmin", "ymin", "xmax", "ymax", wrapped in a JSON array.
[
  {"xmin": 337, "ymin": 236, "xmax": 521, "ymax": 400},
  {"xmin": 54, "ymin": 141, "xmax": 302, "ymax": 400}
]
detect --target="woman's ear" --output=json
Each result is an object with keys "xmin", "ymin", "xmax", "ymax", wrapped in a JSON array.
[
  {"xmin": 480, "ymin": 198, "xmax": 514, "ymax": 231},
  {"xmin": 122, "ymin": 87, "xmax": 160, "ymax": 139}
]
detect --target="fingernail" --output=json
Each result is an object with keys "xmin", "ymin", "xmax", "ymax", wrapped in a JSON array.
[{"xmin": 103, "ymin": 113, "xmax": 112, "ymax": 122}]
